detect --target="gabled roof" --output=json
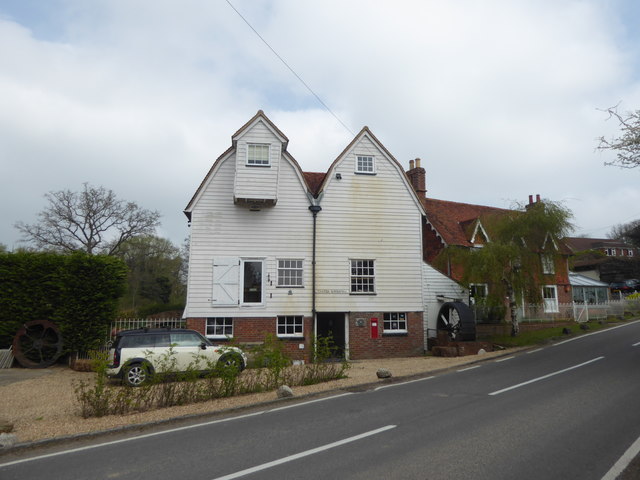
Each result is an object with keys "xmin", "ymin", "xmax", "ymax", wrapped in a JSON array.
[
  {"xmin": 564, "ymin": 237, "xmax": 636, "ymax": 252},
  {"xmin": 184, "ymin": 111, "xmax": 309, "ymax": 219},
  {"xmin": 231, "ymin": 110, "xmax": 289, "ymax": 149},
  {"xmin": 313, "ymin": 126, "xmax": 426, "ymax": 214},
  {"xmin": 422, "ymin": 197, "xmax": 510, "ymax": 247}
]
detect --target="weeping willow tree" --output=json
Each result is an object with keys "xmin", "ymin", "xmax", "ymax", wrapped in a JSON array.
[{"xmin": 440, "ymin": 199, "xmax": 574, "ymax": 336}]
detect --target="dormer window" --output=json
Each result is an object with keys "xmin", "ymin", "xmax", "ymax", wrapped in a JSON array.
[
  {"xmin": 356, "ymin": 155, "xmax": 375, "ymax": 174},
  {"xmin": 247, "ymin": 144, "xmax": 270, "ymax": 166}
]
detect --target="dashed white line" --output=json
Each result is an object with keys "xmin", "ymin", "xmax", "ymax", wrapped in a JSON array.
[
  {"xmin": 495, "ymin": 356, "xmax": 514, "ymax": 363},
  {"xmin": 457, "ymin": 365, "xmax": 481, "ymax": 372},
  {"xmin": 211, "ymin": 425, "xmax": 397, "ymax": 480},
  {"xmin": 489, "ymin": 356, "xmax": 605, "ymax": 396},
  {"xmin": 527, "ymin": 348, "xmax": 544, "ymax": 354},
  {"xmin": 374, "ymin": 376, "xmax": 435, "ymax": 391}
]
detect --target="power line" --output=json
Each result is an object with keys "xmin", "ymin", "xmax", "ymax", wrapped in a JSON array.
[{"xmin": 225, "ymin": 0, "xmax": 355, "ymax": 136}]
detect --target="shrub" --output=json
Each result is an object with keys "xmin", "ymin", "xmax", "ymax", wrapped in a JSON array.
[
  {"xmin": 74, "ymin": 334, "xmax": 350, "ymax": 418},
  {"xmin": 0, "ymin": 252, "xmax": 127, "ymax": 351}
]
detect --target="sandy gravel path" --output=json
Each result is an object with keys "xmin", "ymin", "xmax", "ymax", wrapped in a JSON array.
[{"xmin": 0, "ymin": 350, "xmax": 518, "ymax": 444}]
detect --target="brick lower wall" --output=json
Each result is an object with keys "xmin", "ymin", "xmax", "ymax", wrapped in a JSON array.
[
  {"xmin": 186, "ymin": 316, "xmax": 313, "ymax": 361},
  {"xmin": 187, "ymin": 312, "xmax": 425, "ymax": 361},
  {"xmin": 347, "ymin": 312, "xmax": 424, "ymax": 360}
]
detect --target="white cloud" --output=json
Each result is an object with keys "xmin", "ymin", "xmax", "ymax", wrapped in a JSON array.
[{"xmin": 0, "ymin": 0, "xmax": 639, "ymax": 251}]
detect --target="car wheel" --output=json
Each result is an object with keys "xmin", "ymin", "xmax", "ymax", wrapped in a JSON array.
[
  {"xmin": 123, "ymin": 363, "xmax": 150, "ymax": 387},
  {"xmin": 216, "ymin": 353, "xmax": 245, "ymax": 374}
]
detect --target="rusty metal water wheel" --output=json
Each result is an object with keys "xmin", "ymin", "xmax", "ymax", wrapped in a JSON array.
[{"xmin": 12, "ymin": 320, "xmax": 64, "ymax": 368}]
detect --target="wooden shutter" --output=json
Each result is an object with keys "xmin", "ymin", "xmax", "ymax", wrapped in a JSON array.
[{"xmin": 212, "ymin": 258, "xmax": 240, "ymax": 306}]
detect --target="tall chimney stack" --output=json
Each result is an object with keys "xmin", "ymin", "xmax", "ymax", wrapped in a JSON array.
[{"xmin": 407, "ymin": 158, "xmax": 427, "ymax": 198}]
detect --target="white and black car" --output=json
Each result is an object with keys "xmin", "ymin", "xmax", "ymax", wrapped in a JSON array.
[{"xmin": 107, "ymin": 328, "xmax": 247, "ymax": 386}]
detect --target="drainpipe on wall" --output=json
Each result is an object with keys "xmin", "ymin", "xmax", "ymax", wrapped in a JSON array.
[
  {"xmin": 309, "ymin": 204, "xmax": 322, "ymax": 363},
  {"xmin": 309, "ymin": 204, "xmax": 322, "ymax": 316}
]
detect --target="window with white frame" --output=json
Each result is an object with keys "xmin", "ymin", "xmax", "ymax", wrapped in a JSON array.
[
  {"xmin": 247, "ymin": 144, "xmax": 270, "ymax": 166},
  {"xmin": 350, "ymin": 259, "xmax": 375, "ymax": 294},
  {"xmin": 541, "ymin": 254, "xmax": 555, "ymax": 274},
  {"xmin": 469, "ymin": 283, "xmax": 488, "ymax": 305},
  {"xmin": 277, "ymin": 259, "xmax": 303, "ymax": 287},
  {"xmin": 206, "ymin": 317, "xmax": 233, "ymax": 339},
  {"xmin": 242, "ymin": 260, "xmax": 263, "ymax": 304},
  {"xmin": 355, "ymin": 155, "xmax": 375, "ymax": 174},
  {"xmin": 628, "ymin": 249, "xmax": 634, "ymax": 257},
  {"xmin": 277, "ymin": 316, "xmax": 303, "ymax": 337},
  {"xmin": 383, "ymin": 313, "xmax": 407, "ymax": 334},
  {"xmin": 605, "ymin": 248, "xmax": 616, "ymax": 256},
  {"xmin": 542, "ymin": 285, "xmax": 559, "ymax": 313}
]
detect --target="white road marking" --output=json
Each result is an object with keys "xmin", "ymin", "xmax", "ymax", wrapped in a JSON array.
[
  {"xmin": 632, "ymin": 342, "xmax": 640, "ymax": 347},
  {"xmin": 374, "ymin": 376, "xmax": 435, "ymax": 391},
  {"xmin": 457, "ymin": 365, "xmax": 481, "ymax": 372},
  {"xmin": 0, "ymin": 393, "xmax": 353, "ymax": 469},
  {"xmin": 211, "ymin": 425, "xmax": 397, "ymax": 480},
  {"xmin": 601, "ymin": 433, "xmax": 640, "ymax": 480},
  {"xmin": 494, "ymin": 356, "xmax": 514, "ymax": 363},
  {"xmin": 489, "ymin": 356, "xmax": 605, "ymax": 396},
  {"xmin": 553, "ymin": 319, "xmax": 640, "ymax": 346},
  {"xmin": 527, "ymin": 348, "xmax": 544, "ymax": 354}
]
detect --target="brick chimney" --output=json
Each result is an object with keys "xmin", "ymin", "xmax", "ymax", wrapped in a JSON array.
[
  {"xmin": 407, "ymin": 158, "xmax": 426, "ymax": 198},
  {"xmin": 526, "ymin": 193, "xmax": 542, "ymax": 210}
]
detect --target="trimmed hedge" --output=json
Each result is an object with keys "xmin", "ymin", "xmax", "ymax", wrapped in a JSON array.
[{"xmin": 0, "ymin": 252, "xmax": 127, "ymax": 352}]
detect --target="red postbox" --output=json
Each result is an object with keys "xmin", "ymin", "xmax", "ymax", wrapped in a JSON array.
[{"xmin": 370, "ymin": 318, "xmax": 379, "ymax": 339}]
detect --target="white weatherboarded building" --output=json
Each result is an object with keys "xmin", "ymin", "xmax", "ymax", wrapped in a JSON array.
[{"xmin": 183, "ymin": 111, "xmax": 464, "ymax": 360}]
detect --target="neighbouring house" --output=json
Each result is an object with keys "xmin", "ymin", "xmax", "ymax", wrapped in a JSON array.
[
  {"xmin": 413, "ymin": 192, "xmax": 573, "ymax": 324},
  {"xmin": 183, "ymin": 111, "xmax": 447, "ymax": 360},
  {"xmin": 564, "ymin": 237, "xmax": 640, "ymax": 283}
]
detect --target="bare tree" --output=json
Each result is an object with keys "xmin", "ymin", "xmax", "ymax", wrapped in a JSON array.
[
  {"xmin": 15, "ymin": 183, "xmax": 161, "ymax": 255},
  {"xmin": 597, "ymin": 106, "xmax": 640, "ymax": 169},
  {"xmin": 609, "ymin": 219, "xmax": 640, "ymax": 247}
]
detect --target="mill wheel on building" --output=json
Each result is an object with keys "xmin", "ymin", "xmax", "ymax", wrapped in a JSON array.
[
  {"xmin": 12, "ymin": 319, "xmax": 64, "ymax": 368},
  {"xmin": 437, "ymin": 302, "xmax": 476, "ymax": 341}
]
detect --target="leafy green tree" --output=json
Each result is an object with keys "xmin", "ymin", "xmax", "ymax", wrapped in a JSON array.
[
  {"xmin": 15, "ymin": 183, "xmax": 160, "ymax": 255},
  {"xmin": 115, "ymin": 236, "xmax": 186, "ymax": 311},
  {"xmin": 441, "ymin": 200, "xmax": 574, "ymax": 336},
  {"xmin": 598, "ymin": 106, "xmax": 640, "ymax": 169}
]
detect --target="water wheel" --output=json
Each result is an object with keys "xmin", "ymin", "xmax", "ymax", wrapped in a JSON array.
[
  {"xmin": 12, "ymin": 320, "xmax": 64, "ymax": 368},
  {"xmin": 437, "ymin": 302, "xmax": 476, "ymax": 342}
]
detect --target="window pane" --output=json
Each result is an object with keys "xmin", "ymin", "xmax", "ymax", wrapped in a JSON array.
[
  {"xmin": 247, "ymin": 144, "xmax": 270, "ymax": 165},
  {"xmin": 278, "ymin": 259, "xmax": 303, "ymax": 287},
  {"xmin": 277, "ymin": 316, "xmax": 303, "ymax": 337},
  {"xmin": 356, "ymin": 155, "xmax": 374, "ymax": 173},
  {"xmin": 350, "ymin": 259, "xmax": 375, "ymax": 293}
]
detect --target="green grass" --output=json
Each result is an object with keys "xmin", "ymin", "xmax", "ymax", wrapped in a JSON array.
[{"xmin": 488, "ymin": 318, "xmax": 628, "ymax": 348}]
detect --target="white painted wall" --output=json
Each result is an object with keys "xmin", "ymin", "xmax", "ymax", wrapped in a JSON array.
[
  {"xmin": 185, "ymin": 150, "xmax": 314, "ymax": 318},
  {"xmin": 233, "ymin": 120, "xmax": 281, "ymax": 202},
  {"xmin": 315, "ymin": 133, "xmax": 425, "ymax": 313},
  {"xmin": 422, "ymin": 263, "xmax": 467, "ymax": 344}
]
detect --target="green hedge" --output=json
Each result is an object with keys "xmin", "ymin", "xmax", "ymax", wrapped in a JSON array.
[{"xmin": 0, "ymin": 252, "xmax": 127, "ymax": 352}]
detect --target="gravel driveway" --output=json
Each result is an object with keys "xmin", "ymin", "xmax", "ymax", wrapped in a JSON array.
[{"xmin": 0, "ymin": 350, "xmax": 516, "ymax": 445}]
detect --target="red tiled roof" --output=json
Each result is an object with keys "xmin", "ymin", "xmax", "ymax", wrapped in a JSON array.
[
  {"xmin": 302, "ymin": 172, "xmax": 326, "ymax": 196},
  {"xmin": 422, "ymin": 197, "xmax": 510, "ymax": 247}
]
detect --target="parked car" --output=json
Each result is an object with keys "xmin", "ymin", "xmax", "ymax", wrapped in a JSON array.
[
  {"xmin": 609, "ymin": 279, "xmax": 640, "ymax": 294},
  {"xmin": 107, "ymin": 328, "xmax": 247, "ymax": 386}
]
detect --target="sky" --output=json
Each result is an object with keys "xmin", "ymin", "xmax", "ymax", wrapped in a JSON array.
[{"xmin": 1, "ymin": 0, "xmax": 640, "ymax": 251}]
